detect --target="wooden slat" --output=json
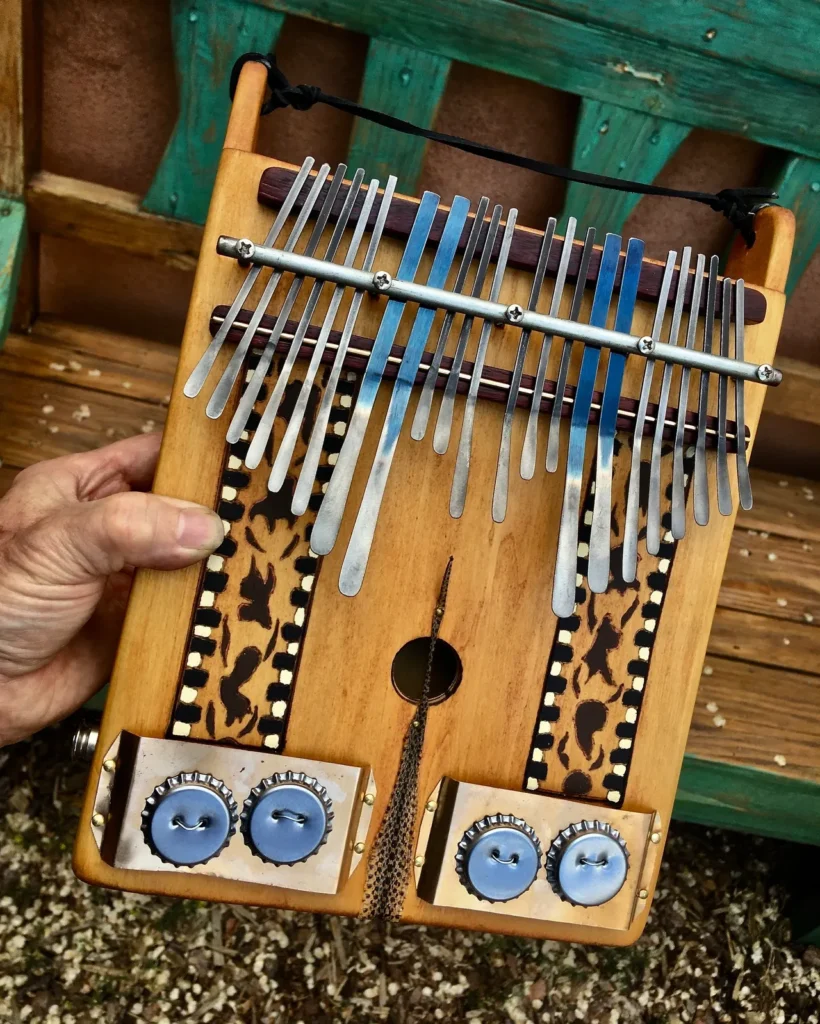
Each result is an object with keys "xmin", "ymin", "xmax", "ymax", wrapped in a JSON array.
[
  {"xmin": 736, "ymin": 466, "xmax": 820, "ymax": 542},
  {"xmin": 26, "ymin": 171, "xmax": 204, "ymax": 271},
  {"xmin": 708, "ymin": 606, "xmax": 817, "ymax": 674},
  {"xmin": 768, "ymin": 153, "xmax": 820, "ymax": 295},
  {"xmin": 253, "ymin": 0, "xmax": 820, "ymax": 159},
  {"xmin": 560, "ymin": 98, "xmax": 690, "ymax": 233},
  {"xmin": 0, "ymin": 197, "xmax": 26, "ymax": 345},
  {"xmin": 142, "ymin": 0, "xmax": 284, "ymax": 225},
  {"xmin": 347, "ymin": 39, "xmax": 450, "ymax": 193},
  {"xmin": 762, "ymin": 354, "xmax": 820, "ymax": 427},
  {"xmin": 0, "ymin": 0, "xmax": 24, "ymax": 196}
]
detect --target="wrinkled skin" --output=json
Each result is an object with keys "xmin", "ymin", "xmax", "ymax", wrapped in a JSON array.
[{"xmin": 0, "ymin": 433, "xmax": 224, "ymax": 746}]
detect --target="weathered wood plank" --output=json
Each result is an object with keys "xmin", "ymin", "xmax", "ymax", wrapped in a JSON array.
[
  {"xmin": 27, "ymin": 171, "xmax": 203, "ymax": 271},
  {"xmin": 707, "ymin": 606, "xmax": 816, "ymax": 674},
  {"xmin": 0, "ymin": 0, "xmax": 24, "ymax": 196},
  {"xmin": 561, "ymin": 98, "xmax": 690, "ymax": 232},
  {"xmin": 142, "ymin": 0, "xmax": 284, "ymax": 225},
  {"xmin": 759, "ymin": 355, "xmax": 820, "ymax": 427},
  {"xmin": 736, "ymin": 467, "xmax": 820, "ymax": 543},
  {"xmin": 520, "ymin": 0, "xmax": 820, "ymax": 88},
  {"xmin": 347, "ymin": 39, "xmax": 450, "ymax": 193},
  {"xmin": 769, "ymin": 154, "xmax": 820, "ymax": 295},
  {"xmin": 0, "ymin": 197, "xmax": 26, "ymax": 346},
  {"xmin": 254, "ymin": 0, "xmax": 820, "ymax": 159}
]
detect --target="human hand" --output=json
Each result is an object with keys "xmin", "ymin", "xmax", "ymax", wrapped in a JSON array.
[{"xmin": 0, "ymin": 433, "xmax": 225, "ymax": 746}]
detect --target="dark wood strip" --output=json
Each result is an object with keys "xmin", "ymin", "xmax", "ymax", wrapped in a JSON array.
[
  {"xmin": 211, "ymin": 305, "xmax": 743, "ymax": 452},
  {"xmin": 257, "ymin": 166, "xmax": 767, "ymax": 326}
]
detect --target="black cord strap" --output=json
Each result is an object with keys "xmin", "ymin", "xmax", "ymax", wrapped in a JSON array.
[{"xmin": 230, "ymin": 52, "xmax": 777, "ymax": 247}]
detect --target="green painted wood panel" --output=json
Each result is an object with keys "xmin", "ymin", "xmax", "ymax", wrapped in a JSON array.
[
  {"xmin": 255, "ymin": 0, "xmax": 820, "ymax": 160},
  {"xmin": 769, "ymin": 154, "xmax": 820, "ymax": 295},
  {"xmin": 522, "ymin": 1, "xmax": 820, "ymax": 88},
  {"xmin": 142, "ymin": 0, "xmax": 284, "ymax": 225},
  {"xmin": 560, "ymin": 99, "xmax": 690, "ymax": 233},
  {"xmin": 0, "ymin": 197, "xmax": 26, "ymax": 349},
  {"xmin": 675, "ymin": 754, "xmax": 820, "ymax": 847},
  {"xmin": 347, "ymin": 39, "xmax": 450, "ymax": 194}
]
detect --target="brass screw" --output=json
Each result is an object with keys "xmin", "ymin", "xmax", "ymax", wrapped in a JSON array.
[
  {"xmin": 650, "ymin": 831, "xmax": 661, "ymax": 844},
  {"xmin": 414, "ymin": 855, "xmax": 425, "ymax": 868},
  {"xmin": 353, "ymin": 841, "xmax": 365, "ymax": 854},
  {"xmin": 363, "ymin": 793, "xmax": 375, "ymax": 806},
  {"xmin": 638, "ymin": 888, "xmax": 649, "ymax": 899},
  {"xmin": 91, "ymin": 812, "xmax": 106, "ymax": 827},
  {"xmin": 102, "ymin": 759, "xmax": 117, "ymax": 773},
  {"xmin": 426, "ymin": 801, "xmax": 437, "ymax": 813}
]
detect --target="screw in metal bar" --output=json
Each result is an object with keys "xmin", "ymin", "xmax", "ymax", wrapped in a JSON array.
[
  {"xmin": 373, "ymin": 270, "xmax": 392, "ymax": 291},
  {"xmin": 638, "ymin": 336, "xmax": 655, "ymax": 355},
  {"xmin": 235, "ymin": 238, "xmax": 256, "ymax": 261},
  {"xmin": 757, "ymin": 363, "xmax": 776, "ymax": 383},
  {"xmin": 505, "ymin": 303, "xmax": 525, "ymax": 323}
]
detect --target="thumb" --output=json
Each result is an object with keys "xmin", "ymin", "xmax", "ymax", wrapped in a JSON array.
[{"xmin": 10, "ymin": 491, "xmax": 226, "ymax": 585}]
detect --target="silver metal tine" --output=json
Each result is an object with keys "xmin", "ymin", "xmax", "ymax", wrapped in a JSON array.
[
  {"xmin": 338, "ymin": 197, "xmax": 471, "ymax": 596},
  {"xmin": 204, "ymin": 163, "xmax": 330, "ymax": 420},
  {"xmin": 185, "ymin": 157, "xmax": 315, "ymax": 399},
  {"xmin": 670, "ymin": 253, "xmax": 706, "ymax": 540},
  {"xmin": 411, "ymin": 197, "xmax": 490, "ymax": 441},
  {"xmin": 646, "ymin": 246, "xmax": 691, "ymax": 556},
  {"xmin": 310, "ymin": 190, "xmax": 442, "ymax": 556},
  {"xmin": 545, "ymin": 227, "xmax": 596, "ymax": 473},
  {"xmin": 291, "ymin": 177, "xmax": 397, "ymax": 516},
  {"xmin": 734, "ymin": 280, "xmax": 753, "ymax": 511},
  {"xmin": 493, "ymin": 212, "xmax": 556, "ymax": 519},
  {"xmin": 450, "ymin": 209, "xmax": 518, "ymax": 519},
  {"xmin": 716, "ymin": 277, "xmax": 733, "ymax": 515},
  {"xmin": 243, "ymin": 167, "xmax": 366, "ymax": 467},
  {"xmin": 587, "ymin": 236, "xmax": 645, "ymax": 594},
  {"xmin": 552, "ymin": 233, "xmax": 621, "ymax": 618},
  {"xmin": 693, "ymin": 256, "xmax": 719, "ymax": 526},
  {"xmin": 221, "ymin": 163, "xmax": 346, "ymax": 433},
  {"xmin": 622, "ymin": 250, "xmax": 677, "ymax": 583},
  {"xmin": 519, "ymin": 217, "xmax": 575, "ymax": 482},
  {"xmin": 433, "ymin": 204, "xmax": 503, "ymax": 455},
  {"xmin": 267, "ymin": 177, "xmax": 381, "ymax": 491}
]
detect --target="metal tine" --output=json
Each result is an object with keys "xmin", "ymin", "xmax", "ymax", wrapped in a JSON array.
[
  {"xmin": 450, "ymin": 209, "xmax": 518, "ymax": 519},
  {"xmin": 646, "ymin": 246, "xmax": 692, "ymax": 556},
  {"xmin": 267, "ymin": 178, "xmax": 382, "ymax": 491},
  {"xmin": 670, "ymin": 253, "xmax": 706, "ymax": 540},
  {"xmin": 205, "ymin": 163, "xmax": 331, "ymax": 420},
  {"xmin": 622, "ymin": 251, "xmax": 677, "ymax": 584},
  {"xmin": 551, "ymin": 233, "xmax": 621, "ymax": 618},
  {"xmin": 520, "ymin": 217, "xmax": 576, "ymax": 482},
  {"xmin": 242, "ymin": 167, "xmax": 366, "ymax": 466},
  {"xmin": 693, "ymin": 256, "xmax": 719, "ymax": 526},
  {"xmin": 545, "ymin": 227, "xmax": 597, "ymax": 473},
  {"xmin": 184, "ymin": 156, "xmax": 315, "ymax": 399},
  {"xmin": 493, "ymin": 213, "xmax": 556, "ymax": 521},
  {"xmin": 338, "ymin": 197, "xmax": 471, "ymax": 595},
  {"xmin": 734, "ymin": 280, "xmax": 753, "ymax": 511},
  {"xmin": 433, "ymin": 205, "xmax": 503, "ymax": 455},
  {"xmin": 310, "ymin": 190, "xmax": 442, "ymax": 556},
  {"xmin": 291, "ymin": 177, "xmax": 397, "ymax": 516},
  {"xmin": 716, "ymin": 277, "xmax": 733, "ymax": 515},
  {"xmin": 222, "ymin": 163, "xmax": 347, "ymax": 434},
  {"xmin": 411, "ymin": 197, "xmax": 490, "ymax": 441},
  {"xmin": 587, "ymin": 236, "xmax": 645, "ymax": 594}
]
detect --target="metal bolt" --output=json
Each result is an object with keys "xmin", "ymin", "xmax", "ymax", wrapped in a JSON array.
[
  {"xmin": 363, "ymin": 793, "xmax": 375, "ymax": 806},
  {"xmin": 703, "ymin": 27, "xmax": 717, "ymax": 41},
  {"xmin": 650, "ymin": 831, "xmax": 661, "ymax": 844},
  {"xmin": 71, "ymin": 722, "xmax": 99, "ymax": 762},
  {"xmin": 505, "ymin": 303, "xmax": 525, "ymax": 324},
  {"xmin": 414, "ymin": 855, "xmax": 425, "ymax": 868},
  {"xmin": 426, "ymin": 801, "xmax": 438, "ymax": 813},
  {"xmin": 102, "ymin": 759, "xmax": 117, "ymax": 774},
  {"xmin": 757, "ymin": 363, "xmax": 776, "ymax": 383},
  {"xmin": 91, "ymin": 812, "xmax": 106, "ymax": 827},
  {"xmin": 235, "ymin": 238, "xmax": 256, "ymax": 261},
  {"xmin": 638, "ymin": 888, "xmax": 649, "ymax": 899},
  {"xmin": 373, "ymin": 270, "xmax": 392, "ymax": 292},
  {"xmin": 353, "ymin": 841, "xmax": 365, "ymax": 854},
  {"xmin": 638, "ymin": 335, "xmax": 655, "ymax": 355}
]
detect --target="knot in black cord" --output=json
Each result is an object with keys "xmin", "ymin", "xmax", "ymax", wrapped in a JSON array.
[
  {"xmin": 711, "ymin": 187, "xmax": 778, "ymax": 247},
  {"xmin": 230, "ymin": 52, "xmax": 322, "ymax": 115}
]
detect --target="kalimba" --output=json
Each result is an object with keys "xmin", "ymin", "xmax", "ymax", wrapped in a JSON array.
[{"xmin": 74, "ymin": 62, "xmax": 793, "ymax": 945}]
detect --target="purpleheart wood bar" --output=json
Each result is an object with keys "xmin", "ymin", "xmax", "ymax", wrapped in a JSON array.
[
  {"xmin": 257, "ymin": 167, "xmax": 767, "ymax": 326},
  {"xmin": 209, "ymin": 305, "xmax": 744, "ymax": 452}
]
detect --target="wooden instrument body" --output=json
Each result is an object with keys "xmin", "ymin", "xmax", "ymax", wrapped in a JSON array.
[{"xmin": 74, "ymin": 65, "xmax": 793, "ymax": 945}]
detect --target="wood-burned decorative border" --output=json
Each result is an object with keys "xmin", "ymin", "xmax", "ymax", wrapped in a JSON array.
[
  {"xmin": 167, "ymin": 357, "xmax": 360, "ymax": 750},
  {"xmin": 523, "ymin": 442, "xmax": 691, "ymax": 808}
]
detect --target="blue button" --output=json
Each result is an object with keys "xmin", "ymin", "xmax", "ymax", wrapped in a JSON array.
[
  {"xmin": 246, "ymin": 782, "xmax": 330, "ymax": 864},
  {"xmin": 148, "ymin": 783, "xmax": 233, "ymax": 866},
  {"xmin": 464, "ymin": 826, "xmax": 540, "ymax": 903},
  {"xmin": 556, "ymin": 831, "xmax": 628, "ymax": 906}
]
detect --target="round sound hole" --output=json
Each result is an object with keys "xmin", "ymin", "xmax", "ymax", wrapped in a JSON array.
[{"xmin": 391, "ymin": 637, "xmax": 462, "ymax": 706}]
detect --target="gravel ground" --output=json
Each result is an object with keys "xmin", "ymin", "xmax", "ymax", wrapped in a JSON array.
[{"xmin": 1, "ymin": 722, "xmax": 818, "ymax": 1024}]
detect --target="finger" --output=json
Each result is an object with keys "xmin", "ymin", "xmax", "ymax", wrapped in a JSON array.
[{"xmin": 1, "ymin": 432, "xmax": 164, "ymax": 529}]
